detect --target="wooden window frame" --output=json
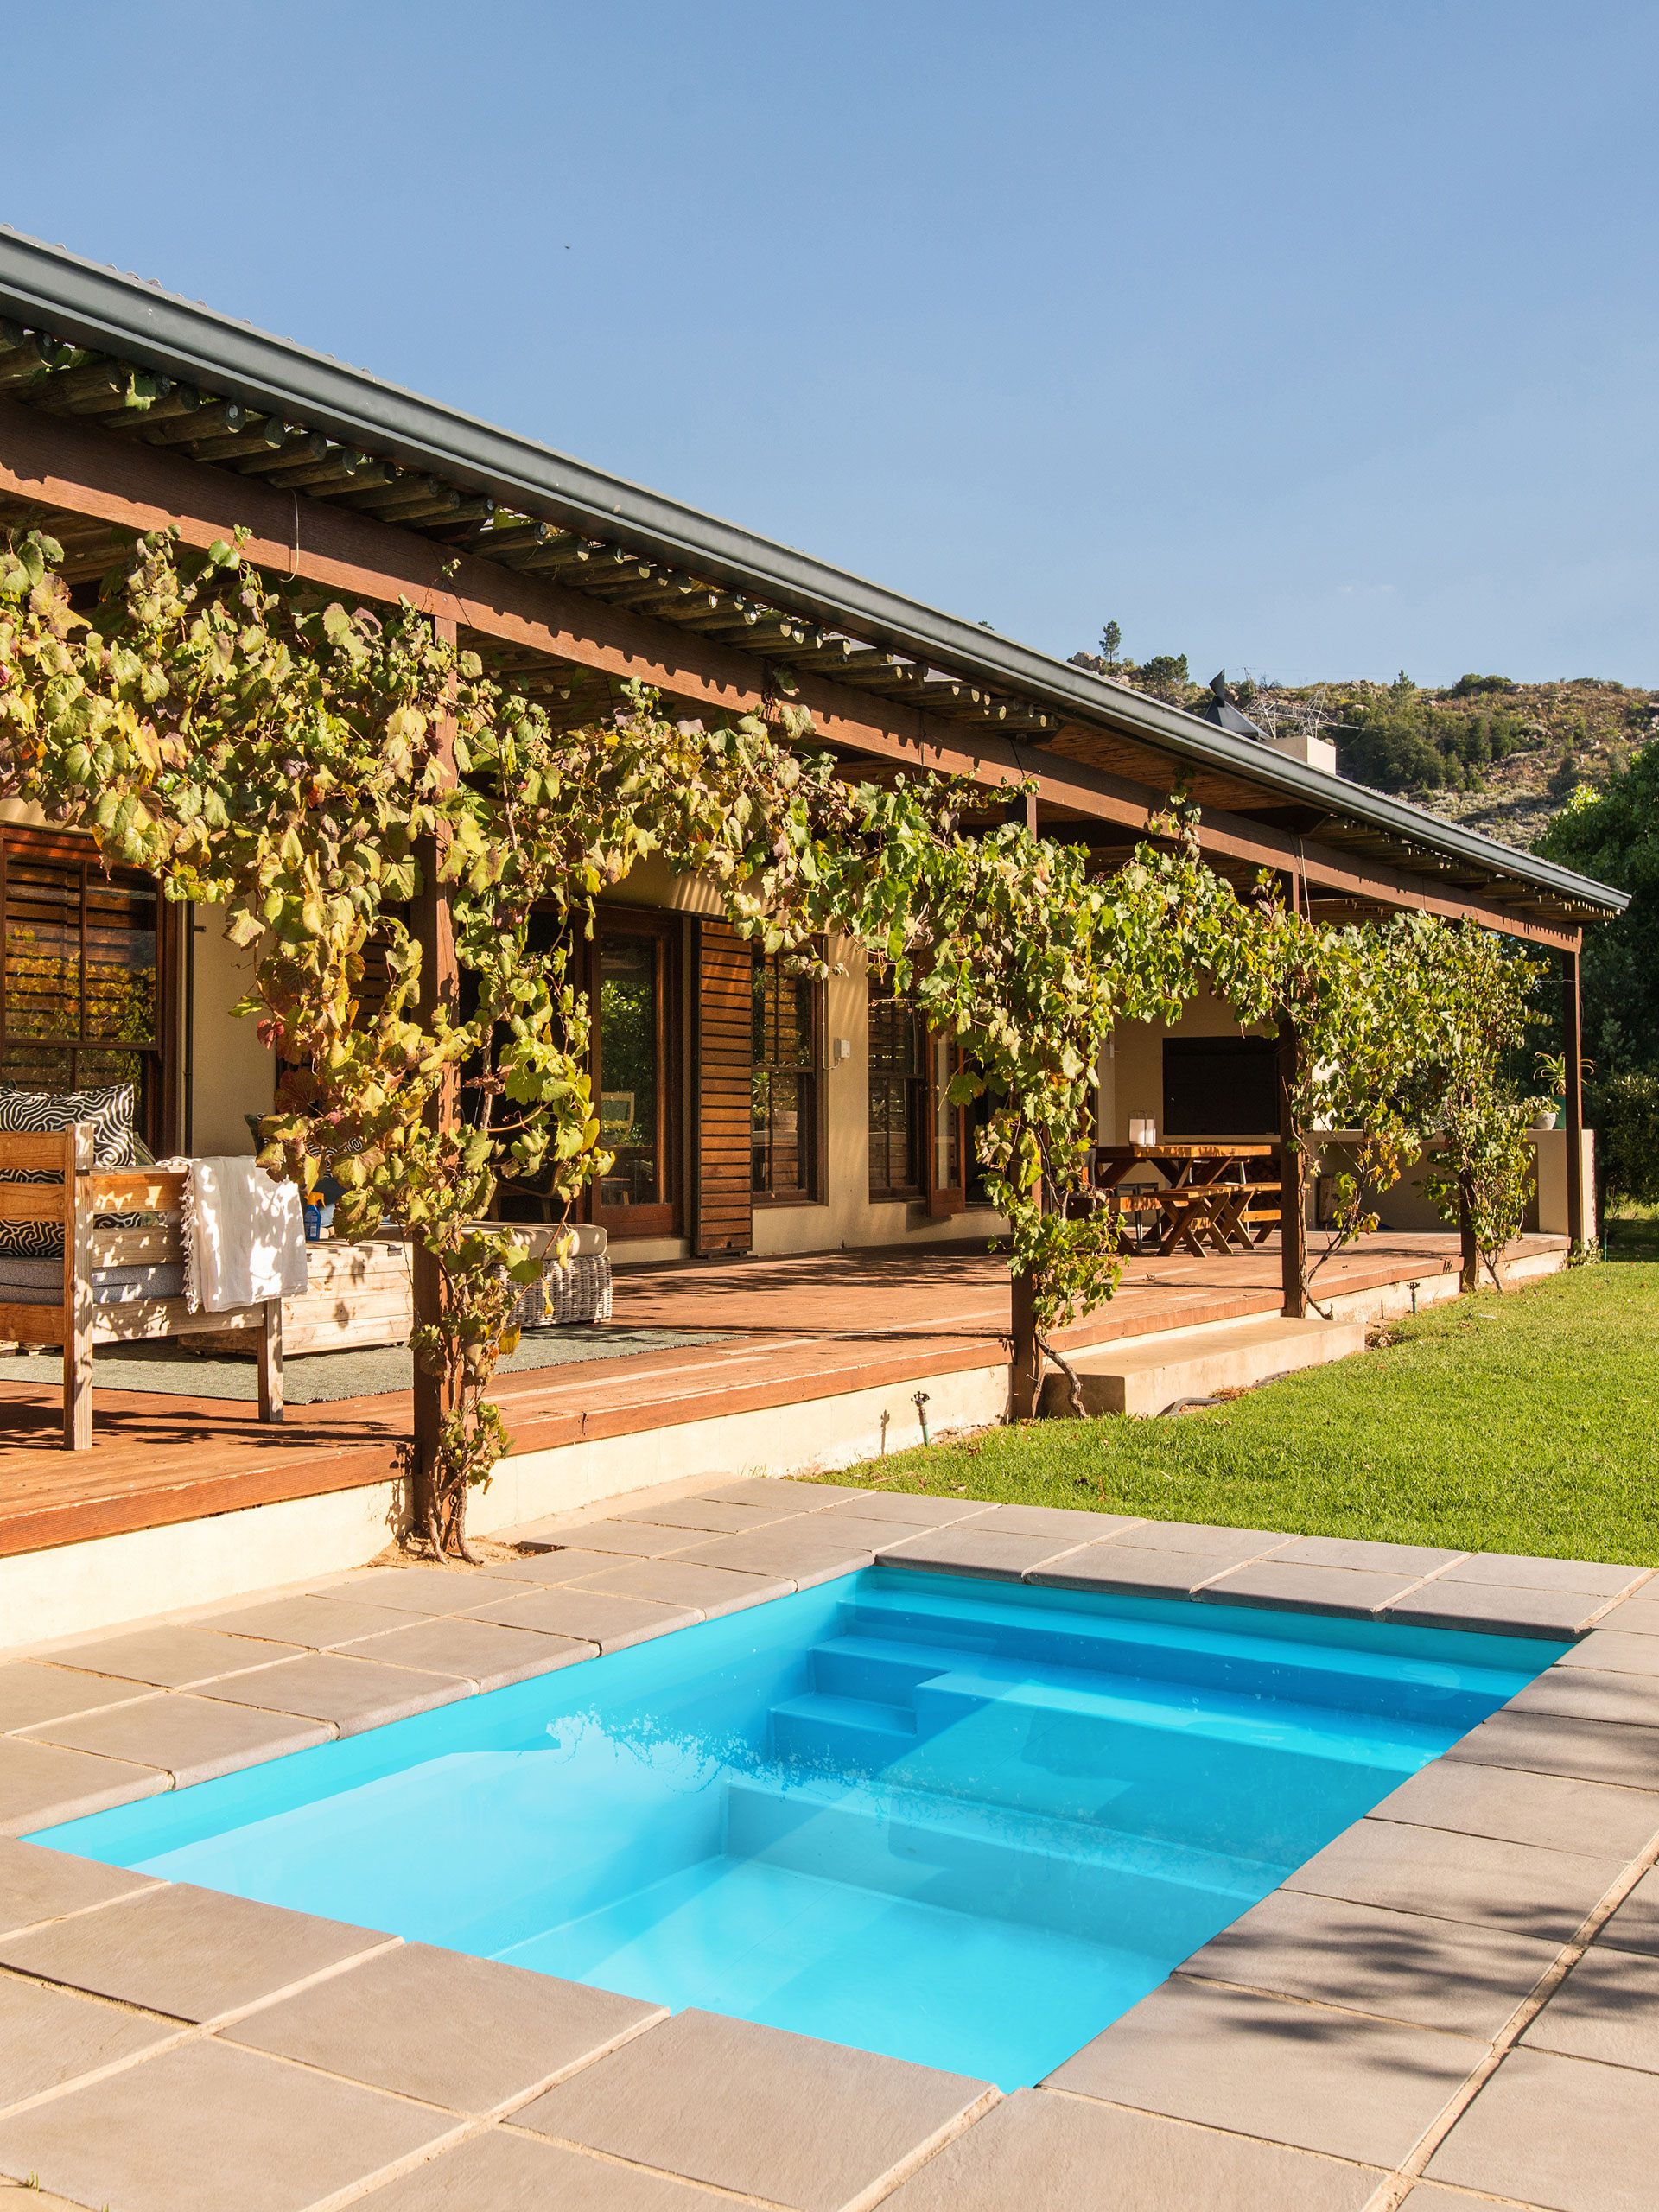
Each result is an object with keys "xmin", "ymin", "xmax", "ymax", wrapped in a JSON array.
[
  {"xmin": 0, "ymin": 826, "xmax": 176, "ymax": 1153},
  {"xmin": 751, "ymin": 944, "xmax": 824, "ymax": 1207},
  {"xmin": 868, "ymin": 974, "xmax": 926, "ymax": 1203},
  {"xmin": 579, "ymin": 909, "xmax": 682, "ymax": 1242}
]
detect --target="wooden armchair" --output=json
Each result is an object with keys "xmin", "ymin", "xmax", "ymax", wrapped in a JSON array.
[{"xmin": 0, "ymin": 1123, "xmax": 283, "ymax": 1450}]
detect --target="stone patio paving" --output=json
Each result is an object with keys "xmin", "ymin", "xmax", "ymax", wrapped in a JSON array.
[{"xmin": 2, "ymin": 1478, "xmax": 1656, "ymax": 2210}]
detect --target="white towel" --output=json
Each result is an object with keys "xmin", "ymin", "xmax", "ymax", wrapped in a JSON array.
[{"xmin": 178, "ymin": 1158, "xmax": 308, "ymax": 1313}]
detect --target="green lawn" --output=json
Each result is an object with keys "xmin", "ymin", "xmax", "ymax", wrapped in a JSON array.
[{"xmin": 820, "ymin": 1257, "xmax": 1659, "ymax": 1566}]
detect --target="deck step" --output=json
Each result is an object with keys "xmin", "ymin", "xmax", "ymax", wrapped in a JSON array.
[{"xmin": 1041, "ymin": 1313, "xmax": 1368, "ymax": 1416}]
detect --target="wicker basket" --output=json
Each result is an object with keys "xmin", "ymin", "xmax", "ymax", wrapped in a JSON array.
[{"xmin": 510, "ymin": 1250, "xmax": 613, "ymax": 1330}]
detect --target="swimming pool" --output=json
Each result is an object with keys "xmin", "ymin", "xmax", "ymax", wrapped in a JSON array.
[{"xmin": 31, "ymin": 1567, "xmax": 1561, "ymax": 2088}]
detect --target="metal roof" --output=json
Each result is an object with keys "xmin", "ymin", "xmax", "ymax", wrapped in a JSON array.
[{"xmin": 0, "ymin": 226, "xmax": 1627, "ymax": 920}]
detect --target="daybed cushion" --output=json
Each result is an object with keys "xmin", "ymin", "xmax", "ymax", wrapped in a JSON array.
[
  {"xmin": 0, "ymin": 1084, "xmax": 147, "ymax": 1260},
  {"xmin": 0, "ymin": 1255, "xmax": 187, "ymax": 1306}
]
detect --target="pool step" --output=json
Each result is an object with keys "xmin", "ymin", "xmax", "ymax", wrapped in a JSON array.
[
  {"xmin": 724, "ymin": 1767, "xmax": 1279, "ymax": 1951},
  {"xmin": 771, "ymin": 1692, "xmax": 917, "ymax": 1769},
  {"xmin": 1039, "ymin": 1313, "xmax": 1368, "ymax": 1417},
  {"xmin": 776, "ymin": 1633, "xmax": 1450, "ymax": 1859},
  {"xmin": 833, "ymin": 1588, "xmax": 1530, "ymax": 1726},
  {"xmin": 818, "ymin": 1618, "xmax": 1503, "ymax": 1734}
]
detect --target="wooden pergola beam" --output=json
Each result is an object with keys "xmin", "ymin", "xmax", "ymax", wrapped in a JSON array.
[{"xmin": 0, "ymin": 397, "xmax": 1582, "ymax": 951}]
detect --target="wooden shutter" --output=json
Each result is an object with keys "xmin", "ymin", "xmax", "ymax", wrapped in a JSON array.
[{"xmin": 693, "ymin": 918, "xmax": 753, "ymax": 1256}]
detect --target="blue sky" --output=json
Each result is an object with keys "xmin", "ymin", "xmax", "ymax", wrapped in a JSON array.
[{"xmin": 11, "ymin": 3, "xmax": 1657, "ymax": 684}]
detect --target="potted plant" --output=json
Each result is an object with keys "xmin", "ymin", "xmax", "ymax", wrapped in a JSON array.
[{"xmin": 1533, "ymin": 1051, "xmax": 1595, "ymax": 1129}]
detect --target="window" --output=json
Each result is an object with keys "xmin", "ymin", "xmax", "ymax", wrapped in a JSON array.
[
  {"xmin": 0, "ymin": 835, "xmax": 168, "ymax": 1148},
  {"xmin": 752, "ymin": 949, "xmax": 819, "ymax": 1200},
  {"xmin": 868, "ymin": 974, "xmax": 925, "ymax": 1199}
]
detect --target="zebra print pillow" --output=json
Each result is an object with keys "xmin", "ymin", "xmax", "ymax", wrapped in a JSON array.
[{"xmin": 0, "ymin": 1084, "xmax": 143, "ymax": 1259}]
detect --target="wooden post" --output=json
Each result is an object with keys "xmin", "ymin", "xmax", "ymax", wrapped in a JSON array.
[
  {"xmin": 1010, "ymin": 1265, "xmax": 1039, "ymax": 1420},
  {"xmin": 62, "ymin": 1122, "xmax": 93, "ymax": 1451},
  {"xmin": 411, "ymin": 615, "xmax": 459, "ymax": 1532},
  {"xmin": 1562, "ymin": 945, "xmax": 1585, "ymax": 1252},
  {"xmin": 256, "ymin": 1297, "xmax": 284, "ymax": 1422},
  {"xmin": 1276, "ymin": 1015, "xmax": 1306, "ymax": 1319}
]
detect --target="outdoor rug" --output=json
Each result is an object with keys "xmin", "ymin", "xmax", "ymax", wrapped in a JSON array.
[{"xmin": 0, "ymin": 1328, "xmax": 738, "ymax": 1406}]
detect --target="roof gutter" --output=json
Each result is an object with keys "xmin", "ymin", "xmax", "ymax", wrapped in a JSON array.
[{"xmin": 0, "ymin": 227, "xmax": 1628, "ymax": 918}]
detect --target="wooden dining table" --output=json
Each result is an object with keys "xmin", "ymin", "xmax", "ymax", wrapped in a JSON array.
[{"xmin": 1091, "ymin": 1140, "xmax": 1281, "ymax": 1257}]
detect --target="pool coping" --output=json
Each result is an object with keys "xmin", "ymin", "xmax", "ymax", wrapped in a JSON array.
[{"xmin": 1, "ymin": 1481, "xmax": 1657, "ymax": 2211}]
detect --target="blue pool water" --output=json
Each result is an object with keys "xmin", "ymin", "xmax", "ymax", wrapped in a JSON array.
[{"xmin": 32, "ymin": 1568, "xmax": 1561, "ymax": 2087}]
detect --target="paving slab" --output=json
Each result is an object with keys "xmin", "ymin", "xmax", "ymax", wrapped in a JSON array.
[
  {"xmin": 817, "ymin": 1492, "xmax": 997, "ymax": 1527},
  {"xmin": 1505, "ymin": 1665, "xmax": 1659, "ymax": 1729},
  {"xmin": 1598, "ymin": 1864, "xmax": 1659, "ymax": 1957},
  {"xmin": 513, "ymin": 2006, "xmax": 993, "ymax": 2212},
  {"xmin": 35, "ymin": 1624, "xmax": 302, "ymax": 1690},
  {"xmin": 0, "ymin": 1738, "xmax": 165, "ymax": 1837},
  {"xmin": 313, "ymin": 1564, "xmax": 529, "ymax": 1614},
  {"xmin": 701, "ymin": 1478, "xmax": 872, "ymax": 1510},
  {"xmin": 971, "ymin": 1504, "xmax": 1144, "ymax": 1541},
  {"xmin": 881, "ymin": 2087, "xmax": 1383, "ymax": 2212},
  {"xmin": 1285, "ymin": 1817, "xmax": 1626, "ymax": 1942},
  {"xmin": 871, "ymin": 1526, "xmax": 1094, "ymax": 1580},
  {"xmin": 0, "ymin": 1840, "xmax": 160, "ymax": 1940},
  {"xmin": 1599, "ymin": 1594, "xmax": 1659, "ymax": 1639},
  {"xmin": 21, "ymin": 1694, "xmax": 332, "ymax": 1789},
  {"xmin": 365, "ymin": 2126, "xmax": 715, "ymax": 2209},
  {"xmin": 334, "ymin": 1614, "xmax": 594, "ymax": 1690},
  {"xmin": 0, "ymin": 1968, "xmax": 181, "ymax": 2113},
  {"xmin": 227, "ymin": 1940, "xmax": 661, "ymax": 2114},
  {"xmin": 1269, "ymin": 1536, "xmax": 1466, "ymax": 1576},
  {"xmin": 668, "ymin": 1528, "xmax": 888, "ymax": 1580},
  {"xmin": 189, "ymin": 1592, "xmax": 416, "ymax": 1649},
  {"xmin": 0, "ymin": 2177, "xmax": 97, "ymax": 2209},
  {"xmin": 1385, "ymin": 1583, "xmax": 1613, "ymax": 1638},
  {"xmin": 0, "ymin": 1882, "xmax": 391, "ymax": 2024},
  {"xmin": 1446, "ymin": 1708, "xmax": 1659, "ymax": 1792},
  {"xmin": 0, "ymin": 2034, "xmax": 454, "ymax": 2212},
  {"xmin": 1555, "ymin": 1628, "xmax": 1659, "ymax": 1679},
  {"xmin": 1179, "ymin": 1885, "xmax": 1560, "ymax": 2037},
  {"xmin": 519, "ymin": 1518, "xmax": 708, "ymax": 1560},
  {"xmin": 1027, "ymin": 1544, "xmax": 1263, "ymax": 1598},
  {"xmin": 1522, "ymin": 1942, "xmax": 1659, "ymax": 2072},
  {"xmin": 611, "ymin": 1498, "xmax": 805, "ymax": 1534},
  {"xmin": 480, "ymin": 1547, "xmax": 661, "ymax": 1586},
  {"xmin": 1047, "ymin": 1976, "xmax": 1482, "ymax": 2169},
  {"xmin": 1367, "ymin": 1760, "xmax": 1659, "ymax": 1862},
  {"xmin": 448, "ymin": 1586, "xmax": 697, "ymax": 1652},
  {"xmin": 1199, "ymin": 1560, "xmax": 1426, "ymax": 1617},
  {"xmin": 1435, "ymin": 1554, "xmax": 1649, "ymax": 1599},
  {"xmin": 194, "ymin": 1652, "xmax": 471, "ymax": 1734},
  {"xmin": 564, "ymin": 1558, "xmax": 792, "ymax": 1618},
  {"xmin": 0, "ymin": 1664, "xmax": 156, "ymax": 1735},
  {"xmin": 1425, "ymin": 2044, "xmax": 1659, "ymax": 2209},
  {"xmin": 1400, "ymin": 2189, "xmax": 1550, "ymax": 2210},
  {"xmin": 1093, "ymin": 1519, "xmax": 1293, "ymax": 1557}
]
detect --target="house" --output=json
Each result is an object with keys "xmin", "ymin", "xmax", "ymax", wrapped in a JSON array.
[{"xmin": 0, "ymin": 230, "xmax": 1621, "ymax": 1267}]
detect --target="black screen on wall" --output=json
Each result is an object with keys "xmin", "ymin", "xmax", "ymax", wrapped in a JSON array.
[{"xmin": 1161, "ymin": 1036, "xmax": 1279, "ymax": 1136}]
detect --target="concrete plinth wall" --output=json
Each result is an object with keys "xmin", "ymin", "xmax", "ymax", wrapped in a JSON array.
[{"xmin": 0, "ymin": 1358, "xmax": 1011, "ymax": 1655}]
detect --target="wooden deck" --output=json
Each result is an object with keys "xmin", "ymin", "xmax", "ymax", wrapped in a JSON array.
[{"xmin": 0, "ymin": 1230, "xmax": 1566, "ymax": 1560}]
